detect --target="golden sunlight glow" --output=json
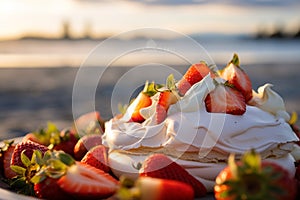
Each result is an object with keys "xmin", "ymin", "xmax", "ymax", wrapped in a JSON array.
[{"xmin": 0, "ymin": 0, "xmax": 299, "ymax": 40}]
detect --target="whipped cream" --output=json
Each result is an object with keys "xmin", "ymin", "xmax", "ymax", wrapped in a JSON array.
[
  {"xmin": 103, "ymin": 75, "xmax": 298, "ymax": 159},
  {"xmin": 249, "ymin": 83, "xmax": 290, "ymax": 121}
]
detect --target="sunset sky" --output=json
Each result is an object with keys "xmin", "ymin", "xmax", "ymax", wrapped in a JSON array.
[{"xmin": 0, "ymin": 0, "xmax": 300, "ymax": 40}]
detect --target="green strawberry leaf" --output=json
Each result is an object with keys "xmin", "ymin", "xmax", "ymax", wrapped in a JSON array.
[
  {"xmin": 58, "ymin": 152, "xmax": 75, "ymax": 166},
  {"xmin": 10, "ymin": 165, "xmax": 26, "ymax": 175},
  {"xmin": 166, "ymin": 74, "xmax": 176, "ymax": 91},
  {"xmin": 230, "ymin": 53, "xmax": 240, "ymax": 66},
  {"xmin": 21, "ymin": 150, "xmax": 31, "ymax": 168},
  {"xmin": 143, "ymin": 81, "xmax": 157, "ymax": 97},
  {"xmin": 242, "ymin": 149, "xmax": 261, "ymax": 173},
  {"xmin": 31, "ymin": 150, "xmax": 44, "ymax": 165}
]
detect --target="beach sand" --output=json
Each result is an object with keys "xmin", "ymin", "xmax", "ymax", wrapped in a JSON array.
[{"xmin": 0, "ymin": 63, "xmax": 299, "ymax": 140}]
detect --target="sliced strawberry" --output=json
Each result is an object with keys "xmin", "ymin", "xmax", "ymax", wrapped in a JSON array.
[
  {"xmin": 34, "ymin": 177, "xmax": 72, "ymax": 200},
  {"xmin": 139, "ymin": 154, "xmax": 207, "ymax": 197},
  {"xmin": 57, "ymin": 162, "xmax": 118, "ymax": 199},
  {"xmin": 205, "ymin": 82, "xmax": 246, "ymax": 115},
  {"xmin": 128, "ymin": 92, "xmax": 152, "ymax": 123},
  {"xmin": 11, "ymin": 141, "xmax": 48, "ymax": 168},
  {"xmin": 127, "ymin": 81, "xmax": 157, "ymax": 123},
  {"xmin": 74, "ymin": 134, "xmax": 103, "ymax": 160},
  {"xmin": 117, "ymin": 176, "xmax": 194, "ymax": 200},
  {"xmin": 81, "ymin": 145, "xmax": 110, "ymax": 173},
  {"xmin": 177, "ymin": 62, "xmax": 215, "ymax": 96},
  {"xmin": 219, "ymin": 53, "xmax": 253, "ymax": 102},
  {"xmin": 156, "ymin": 91, "xmax": 178, "ymax": 124}
]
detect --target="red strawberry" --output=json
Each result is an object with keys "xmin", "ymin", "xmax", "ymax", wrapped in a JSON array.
[
  {"xmin": 205, "ymin": 82, "xmax": 246, "ymax": 115},
  {"xmin": 295, "ymin": 164, "xmax": 300, "ymax": 199},
  {"xmin": 74, "ymin": 134, "xmax": 103, "ymax": 160},
  {"xmin": 53, "ymin": 129, "xmax": 78, "ymax": 157},
  {"xmin": 0, "ymin": 141, "xmax": 17, "ymax": 179},
  {"xmin": 214, "ymin": 150, "xmax": 297, "ymax": 200},
  {"xmin": 177, "ymin": 62, "xmax": 215, "ymax": 96},
  {"xmin": 34, "ymin": 177, "xmax": 72, "ymax": 200},
  {"xmin": 11, "ymin": 141, "xmax": 48, "ymax": 168},
  {"xmin": 117, "ymin": 176, "xmax": 194, "ymax": 200},
  {"xmin": 219, "ymin": 53, "xmax": 253, "ymax": 102},
  {"xmin": 57, "ymin": 162, "xmax": 119, "ymax": 199},
  {"xmin": 128, "ymin": 92, "xmax": 152, "ymax": 123},
  {"xmin": 127, "ymin": 81, "xmax": 157, "ymax": 123},
  {"xmin": 73, "ymin": 111, "xmax": 105, "ymax": 135},
  {"xmin": 139, "ymin": 154, "xmax": 207, "ymax": 197},
  {"xmin": 81, "ymin": 145, "xmax": 110, "ymax": 173},
  {"xmin": 22, "ymin": 133, "xmax": 42, "ymax": 144},
  {"xmin": 156, "ymin": 91, "xmax": 178, "ymax": 124}
]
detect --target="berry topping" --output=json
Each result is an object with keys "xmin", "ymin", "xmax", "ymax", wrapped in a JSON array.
[
  {"xmin": 219, "ymin": 53, "xmax": 253, "ymax": 102},
  {"xmin": 205, "ymin": 81, "xmax": 246, "ymax": 115}
]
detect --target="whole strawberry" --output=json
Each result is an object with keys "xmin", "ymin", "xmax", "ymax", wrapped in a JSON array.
[
  {"xmin": 81, "ymin": 145, "xmax": 110, "ymax": 173},
  {"xmin": 73, "ymin": 111, "xmax": 105, "ymax": 136},
  {"xmin": 74, "ymin": 134, "xmax": 103, "ymax": 160},
  {"xmin": 214, "ymin": 150, "xmax": 297, "ymax": 200},
  {"xmin": 11, "ymin": 141, "xmax": 48, "ymax": 168},
  {"xmin": 139, "ymin": 153, "xmax": 207, "ymax": 197},
  {"xmin": 53, "ymin": 129, "xmax": 78, "ymax": 157}
]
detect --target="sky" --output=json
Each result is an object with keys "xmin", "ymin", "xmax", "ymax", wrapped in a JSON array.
[{"xmin": 0, "ymin": 0, "xmax": 300, "ymax": 40}]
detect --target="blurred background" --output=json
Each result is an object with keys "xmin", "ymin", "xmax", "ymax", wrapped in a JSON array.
[{"xmin": 0, "ymin": 0, "xmax": 300, "ymax": 140}]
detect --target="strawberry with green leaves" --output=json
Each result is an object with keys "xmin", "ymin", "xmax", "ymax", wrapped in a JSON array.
[
  {"xmin": 117, "ymin": 176, "xmax": 194, "ymax": 200},
  {"xmin": 214, "ymin": 150, "xmax": 297, "ymax": 200},
  {"xmin": 11, "ymin": 141, "xmax": 48, "ymax": 168},
  {"xmin": 139, "ymin": 154, "xmax": 207, "ymax": 197},
  {"xmin": 156, "ymin": 62, "xmax": 215, "ymax": 124},
  {"xmin": 219, "ymin": 53, "xmax": 253, "ymax": 102},
  {"xmin": 10, "ymin": 148, "xmax": 119, "ymax": 199},
  {"xmin": 205, "ymin": 81, "xmax": 246, "ymax": 115},
  {"xmin": 156, "ymin": 74, "xmax": 179, "ymax": 124},
  {"xmin": 10, "ymin": 149, "xmax": 77, "ymax": 199},
  {"xmin": 22, "ymin": 122, "xmax": 78, "ymax": 157},
  {"xmin": 127, "ymin": 81, "xmax": 157, "ymax": 123}
]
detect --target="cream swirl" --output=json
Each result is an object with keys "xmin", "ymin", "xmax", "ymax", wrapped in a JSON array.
[{"xmin": 249, "ymin": 83, "xmax": 290, "ymax": 121}]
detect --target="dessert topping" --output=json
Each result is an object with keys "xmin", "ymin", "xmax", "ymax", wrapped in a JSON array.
[
  {"xmin": 205, "ymin": 81, "xmax": 246, "ymax": 115},
  {"xmin": 219, "ymin": 53, "xmax": 253, "ymax": 102}
]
